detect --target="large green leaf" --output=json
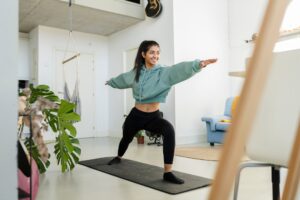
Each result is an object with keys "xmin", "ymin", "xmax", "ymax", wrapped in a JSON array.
[
  {"xmin": 28, "ymin": 84, "xmax": 60, "ymax": 103},
  {"xmin": 58, "ymin": 100, "xmax": 76, "ymax": 115},
  {"xmin": 60, "ymin": 113, "xmax": 80, "ymax": 122},
  {"xmin": 36, "ymin": 85, "xmax": 49, "ymax": 90},
  {"xmin": 43, "ymin": 109, "xmax": 59, "ymax": 132},
  {"xmin": 45, "ymin": 95, "xmax": 60, "ymax": 102},
  {"xmin": 61, "ymin": 122, "xmax": 77, "ymax": 137},
  {"xmin": 54, "ymin": 134, "xmax": 81, "ymax": 172},
  {"xmin": 24, "ymin": 138, "xmax": 50, "ymax": 174}
]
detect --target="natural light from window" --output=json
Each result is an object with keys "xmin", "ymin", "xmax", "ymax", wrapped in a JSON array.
[{"xmin": 274, "ymin": 0, "xmax": 300, "ymax": 52}]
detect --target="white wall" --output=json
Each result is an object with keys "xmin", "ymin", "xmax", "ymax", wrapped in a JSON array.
[
  {"xmin": 173, "ymin": 0, "xmax": 230, "ymax": 144},
  {"xmin": 0, "ymin": 0, "xmax": 18, "ymax": 199},
  {"xmin": 30, "ymin": 26, "xmax": 110, "ymax": 139},
  {"xmin": 29, "ymin": 28, "xmax": 39, "ymax": 83},
  {"xmin": 18, "ymin": 34, "xmax": 31, "ymax": 80},
  {"xmin": 228, "ymin": 0, "xmax": 268, "ymax": 96},
  {"xmin": 107, "ymin": 0, "xmax": 176, "ymax": 137}
]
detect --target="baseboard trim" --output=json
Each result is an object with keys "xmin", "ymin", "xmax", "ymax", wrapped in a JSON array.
[{"xmin": 176, "ymin": 134, "xmax": 207, "ymax": 145}]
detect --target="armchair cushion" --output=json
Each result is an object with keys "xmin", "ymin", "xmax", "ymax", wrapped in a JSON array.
[
  {"xmin": 215, "ymin": 122, "xmax": 230, "ymax": 131},
  {"xmin": 202, "ymin": 115, "xmax": 231, "ymax": 131},
  {"xmin": 224, "ymin": 97, "xmax": 235, "ymax": 116}
]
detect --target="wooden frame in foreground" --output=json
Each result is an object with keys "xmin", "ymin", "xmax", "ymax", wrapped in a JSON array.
[
  {"xmin": 282, "ymin": 121, "xmax": 300, "ymax": 200},
  {"xmin": 208, "ymin": 0, "xmax": 297, "ymax": 200}
]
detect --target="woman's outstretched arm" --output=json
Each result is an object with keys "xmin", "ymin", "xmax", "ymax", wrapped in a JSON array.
[
  {"xmin": 165, "ymin": 58, "xmax": 217, "ymax": 86},
  {"xmin": 200, "ymin": 58, "xmax": 217, "ymax": 69},
  {"xmin": 105, "ymin": 69, "xmax": 135, "ymax": 89}
]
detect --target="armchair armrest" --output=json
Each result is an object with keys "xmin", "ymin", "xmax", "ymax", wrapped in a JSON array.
[{"xmin": 202, "ymin": 115, "xmax": 231, "ymax": 131}]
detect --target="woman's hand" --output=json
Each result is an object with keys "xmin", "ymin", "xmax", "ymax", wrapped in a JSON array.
[{"xmin": 200, "ymin": 58, "xmax": 218, "ymax": 69}]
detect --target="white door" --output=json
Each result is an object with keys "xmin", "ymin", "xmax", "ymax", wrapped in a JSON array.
[
  {"xmin": 123, "ymin": 48, "xmax": 137, "ymax": 117},
  {"xmin": 55, "ymin": 50, "xmax": 95, "ymax": 138}
]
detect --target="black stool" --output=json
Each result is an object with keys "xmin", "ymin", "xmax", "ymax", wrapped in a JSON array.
[
  {"xmin": 146, "ymin": 130, "xmax": 163, "ymax": 146},
  {"xmin": 146, "ymin": 111, "xmax": 163, "ymax": 146}
]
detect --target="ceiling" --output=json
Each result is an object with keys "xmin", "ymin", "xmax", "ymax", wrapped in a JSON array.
[{"xmin": 19, "ymin": 0, "xmax": 143, "ymax": 36}]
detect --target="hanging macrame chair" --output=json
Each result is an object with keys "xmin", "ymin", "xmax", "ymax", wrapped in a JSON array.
[
  {"xmin": 62, "ymin": 0, "xmax": 81, "ymax": 116},
  {"xmin": 63, "ymin": 68, "xmax": 81, "ymax": 116}
]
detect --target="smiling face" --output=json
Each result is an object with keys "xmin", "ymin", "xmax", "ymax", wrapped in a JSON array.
[{"xmin": 142, "ymin": 45, "xmax": 160, "ymax": 68}]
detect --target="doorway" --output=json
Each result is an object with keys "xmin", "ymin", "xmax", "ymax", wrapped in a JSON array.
[{"xmin": 55, "ymin": 50, "xmax": 96, "ymax": 138}]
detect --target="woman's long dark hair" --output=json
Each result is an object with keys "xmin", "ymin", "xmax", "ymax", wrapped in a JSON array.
[{"xmin": 134, "ymin": 40, "xmax": 159, "ymax": 82}]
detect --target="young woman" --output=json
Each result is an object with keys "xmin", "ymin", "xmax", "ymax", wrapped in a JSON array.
[{"xmin": 106, "ymin": 40, "xmax": 217, "ymax": 184}]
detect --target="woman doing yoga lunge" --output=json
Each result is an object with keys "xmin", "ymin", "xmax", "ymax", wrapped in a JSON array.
[{"xmin": 106, "ymin": 40, "xmax": 217, "ymax": 184}]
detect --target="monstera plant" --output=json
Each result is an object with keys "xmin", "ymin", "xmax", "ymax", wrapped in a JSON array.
[{"xmin": 18, "ymin": 84, "xmax": 81, "ymax": 173}]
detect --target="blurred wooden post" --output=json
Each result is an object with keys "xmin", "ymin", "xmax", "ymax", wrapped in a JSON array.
[
  {"xmin": 208, "ymin": 0, "xmax": 291, "ymax": 200},
  {"xmin": 282, "ymin": 121, "xmax": 300, "ymax": 200}
]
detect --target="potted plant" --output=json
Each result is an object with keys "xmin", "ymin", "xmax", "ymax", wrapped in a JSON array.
[
  {"xmin": 135, "ymin": 130, "xmax": 145, "ymax": 144},
  {"xmin": 18, "ymin": 84, "xmax": 81, "ymax": 173}
]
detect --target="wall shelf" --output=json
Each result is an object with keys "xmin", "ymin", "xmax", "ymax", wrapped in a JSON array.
[
  {"xmin": 229, "ymin": 71, "xmax": 246, "ymax": 78},
  {"xmin": 246, "ymin": 26, "xmax": 300, "ymax": 43},
  {"xmin": 234, "ymin": 27, "xmax": 300, "ymax": 77}
]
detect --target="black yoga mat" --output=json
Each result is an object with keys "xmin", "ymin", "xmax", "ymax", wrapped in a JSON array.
[{"xmin": 79, "ymin": 157, "xmax": 211, "ymax": 194}]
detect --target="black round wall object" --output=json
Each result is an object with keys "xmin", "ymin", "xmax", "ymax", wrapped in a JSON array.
[{"xmin": 145, "ymin": 0, "xmax": 163, "ymax": 18}]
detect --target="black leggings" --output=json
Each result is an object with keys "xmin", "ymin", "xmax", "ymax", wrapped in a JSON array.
[{"xmin": 117, "ymin": 107, "xmax": 175, "ymax": 164}]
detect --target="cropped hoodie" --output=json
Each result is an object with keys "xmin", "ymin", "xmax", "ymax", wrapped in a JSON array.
[{"xmin": 107, "ymin": 59, "xmax": 202, "ymax": 103}]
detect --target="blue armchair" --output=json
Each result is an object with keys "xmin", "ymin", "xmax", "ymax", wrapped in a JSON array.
[{"xmin": 202, "ymin": 97, "xmax": 236, "ymax": 146}]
